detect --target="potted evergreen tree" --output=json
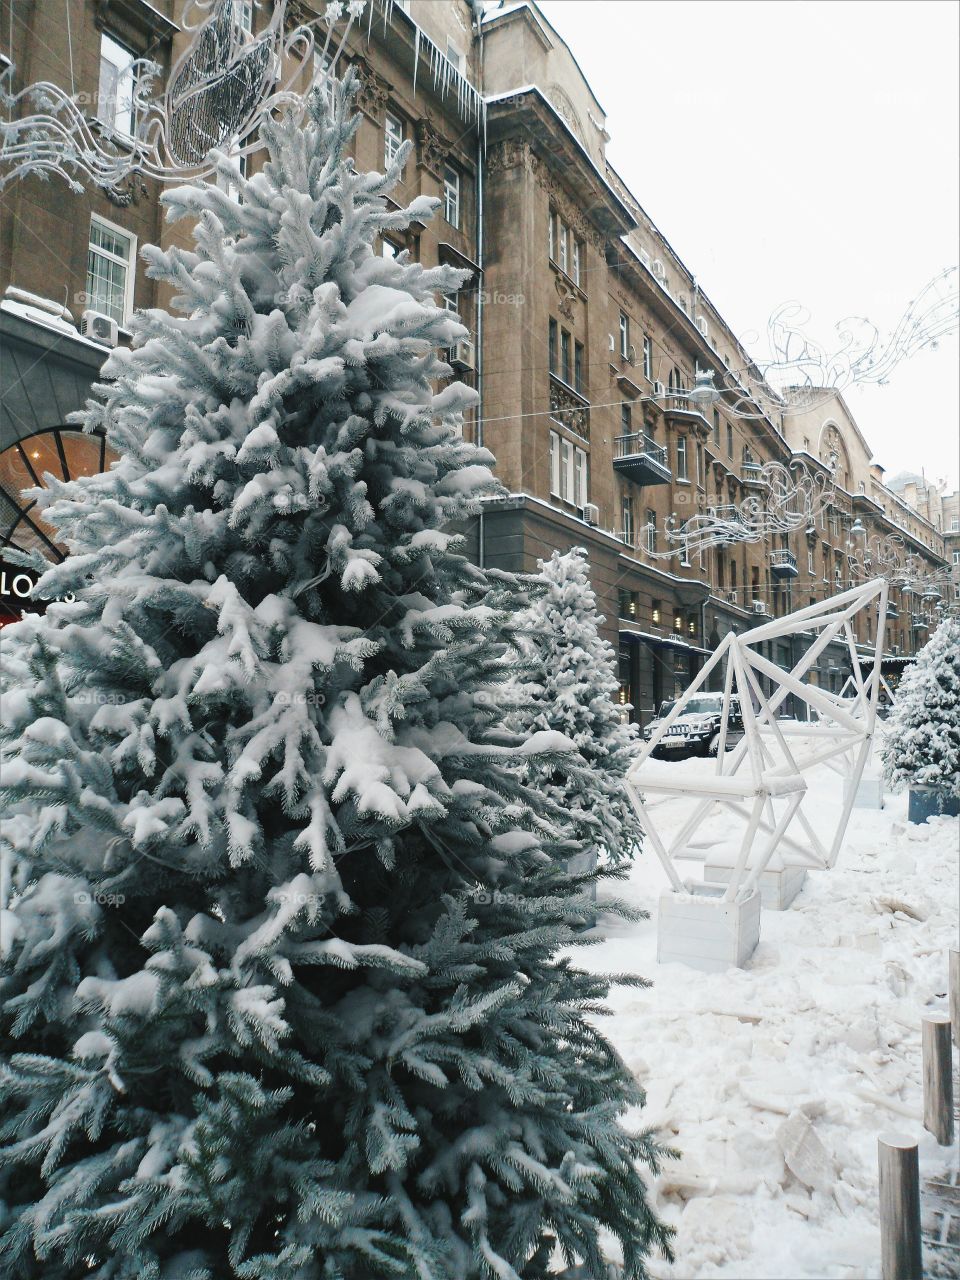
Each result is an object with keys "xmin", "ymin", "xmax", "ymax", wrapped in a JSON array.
[{"xmin": 882, "ymin": 614, "xmax": 960, "ymax": 823}]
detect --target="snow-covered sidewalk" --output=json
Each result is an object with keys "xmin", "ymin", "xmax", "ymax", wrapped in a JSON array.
[{"xmin": 588, "ymin": 761, "xmax": 959, "ymax": 1279}]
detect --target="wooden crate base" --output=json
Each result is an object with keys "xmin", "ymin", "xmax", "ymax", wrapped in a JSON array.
[
  {"xmin": 703, "ymin": 858, "xmax": 807, "ymax": 910},
  {"xmin": 843, "ymin": 773, "xmax": 885, "ymax": 810},
  {"xmin": 657, "ymin": 883, "xmax": 762, "ymax": 973}
]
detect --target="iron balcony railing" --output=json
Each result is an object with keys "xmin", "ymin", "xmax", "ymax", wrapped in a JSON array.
[
  {"xmin": 769, "ymin": 548, "xmax": 799, "ymax": 573},
  {"xmin": 614, "ymin": 433, "xmax": 668, "ymax": 466}
]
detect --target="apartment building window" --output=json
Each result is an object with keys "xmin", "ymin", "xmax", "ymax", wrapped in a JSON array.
[
  {"xmin": 726, "ymin": 423, "xmax": 734, "ymax": 458},
  {"xmin": 696, "ymin": 442, "xmax": 703, "ymax": 487},
  {"xmin": 619, "ymin": 311, "xmax": 630, "ymax": 359},
  {"xmin": 621, "ymin": 402, "xmax": 632, "ymax": 433},
  {"xmin": 646, "ymin": 510, "xmax": 657, "ymax": 553},
  {"xmin": 951, "ymin": 519, "xmax": 959, "ymax": 531},
  {"xmin": 86, "ymin": 215, "xmax": 136, "ymax": 325},
  {"xmin": 445, "ymin": 39, "xmax": 463, "ymax": 71},
  {"xmin": 808, "ymin": 549, "xmax": 815, "ymax": 574},
  {"xmin": 676, "ymin": 436, "xmax": 688, "ymax": 481},
  {"xmin": 551, "ymin": 214, "xmax": 569, "ymax": 274},
  {"xmin": 954, "ymin": 584, "xmax": 960, "ymax": 600},
  {"xmin": 384, "ymin": 111, "xmax": 404, "ymax": 169},
  {"xmin": 621, "ymin": 494, "xmax": 634, "ymax": 544},
  {"xmin": 573, "ymin": 446, "xmax": 588, "ymax": 508},
  {"xmin": 548, "ymin": 318, "xmax": 558, "ymax": 376},
  {"xmin": 953, "ymin": 550, "xmax": 960, "ymax": 565},
  {"xmin": 571, "ymin": 237, "xmax": 581, "ymax": 286},
  {"xmin": 560, "ymin": 329, "xmax": 571, "ymax": 385},
  {"xmin": 97, "ymin": 32, "xmax": 137, "ymax": 135},
  {"xmin": 730, "ymin": 559, "xmax": 737, "ymax": 591},
  {"xmin": 443, "ymin": 164, "xmax": 460, "ymax": 228},
  {"xmin": 642, "ymin": 334, "xmax": 653, "ymax": 381},
  {"xmin": 574, "ymin": 340, "xmax": 584, "ymax": 394},
  {"xmin": 549, "ymin": 430, "xmax": 587, "ymax": 506},
  {"xmin": 313, "ymin": 51, "xmax": 337, "ymax": 114},
  {"xmin": 232, "ymin": 0, "xmax": 253, "ymax": 30},
  {"xmin": 713, "ymin": 409, "xmax": 720, "ymax": 445},
  {"xmin": 651, "ymin": 599, "xmax": 661, "ymax": 624}
]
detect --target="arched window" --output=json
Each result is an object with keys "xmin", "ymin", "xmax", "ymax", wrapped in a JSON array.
[{"xmin": 0, "ymin": 428, "xmax": 117, "ymax": 562}]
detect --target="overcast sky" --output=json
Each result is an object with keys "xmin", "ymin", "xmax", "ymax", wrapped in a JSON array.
[{"xmin": 539, "ymin": 0, "xmax": 960, "ymax": 490}]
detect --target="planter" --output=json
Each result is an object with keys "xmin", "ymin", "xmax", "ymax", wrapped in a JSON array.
[
  {"xmin": 908, "ymin": 786, "xmax": 960, "ymax": 824},
  {"xmin": 657, "ymin": 882, "xmax": 761, "ymax": 973},
  {"xmin": 843, "ymin": 772, "xmax": 884, "ymax": 811},
  {"xmin": 704, "ymin": 850, "xmax": 806, "ymax": 910}
]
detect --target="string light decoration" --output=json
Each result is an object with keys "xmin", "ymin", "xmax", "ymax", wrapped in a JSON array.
[{"xmin": 0, "ymin": 0, "xmax": 365, "ymax": 196}]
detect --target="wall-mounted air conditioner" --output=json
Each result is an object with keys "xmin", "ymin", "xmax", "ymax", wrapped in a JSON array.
[
  {"xmin": 752, "ymin": 600, "xmax": 766, "ymax": 615},
  {"xmin": 651, "ymin": 259, "xmax": 666, "ymax": 280},
  {"xmin": 450, "ymin": 338, "xmax": 475, "ymax": 370},
  {"xmin": 653, "ymin": 380, "xmax": 666, "ymax": 399},
  {"xmin": 583, "ymin": 502, "xmax": 600, "ymax": 526},
  {"xmin": 81, "ymin": 310, "xmax": 119, "ymax": 347},
  {"xmin": 696, "ymin": 315, "xmax": 709, "ymax": 337}
]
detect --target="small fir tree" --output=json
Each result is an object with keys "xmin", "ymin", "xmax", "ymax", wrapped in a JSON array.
[
  {"xmin": 0, "ymin": 76, "xmax": 671, "ymax": 1279},
  {"xmin": 881, "ymin": 613, "xmax": 960, "ymax": 801},
  {"xmin": 511, "ymin": 548, "xmax": 643, "ymax": 865}
]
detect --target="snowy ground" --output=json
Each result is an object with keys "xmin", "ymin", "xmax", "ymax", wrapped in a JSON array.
[{"xmin": 585, "ymin": 755, "xmax": 959, "ymax": 1279}]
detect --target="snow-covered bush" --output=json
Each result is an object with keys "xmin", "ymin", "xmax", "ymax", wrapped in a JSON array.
[
  {"xmin": 881, "ymin": 614, "xmax": 960, "ymax": 798},
  {"xmin": 0, "ymin": 76, "xmax": 671, "ymax": 1278},
  {"xmin": 511, "ymin": 548, "xmax": 643, "ymax": 864}
]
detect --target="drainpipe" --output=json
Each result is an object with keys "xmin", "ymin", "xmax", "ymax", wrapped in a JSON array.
[{"xmin": 473, "ymin": 8, "xmax": 486, "ymax": 568}]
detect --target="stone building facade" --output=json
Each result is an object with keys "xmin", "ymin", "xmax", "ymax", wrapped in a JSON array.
[{"xmin": 0, "ymin": 0, "xmax": 950, "ymax": 713}]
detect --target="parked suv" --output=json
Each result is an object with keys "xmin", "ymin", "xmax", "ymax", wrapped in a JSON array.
[{"xmin": 642, "ymin": 694, "xmax": 745, "ymax": 759}]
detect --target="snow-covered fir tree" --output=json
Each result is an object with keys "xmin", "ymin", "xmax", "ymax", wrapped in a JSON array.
[
  {"xmin": 511, "ymin": 548, "xmax": 643, "ymax": 865},
  {"xmin": 0, "ymin": 75, "xmax": 671, "ymax": 1279},
  {"xmin": 881, "ymin": 613, "xmax": 960, "ymax": 800}
]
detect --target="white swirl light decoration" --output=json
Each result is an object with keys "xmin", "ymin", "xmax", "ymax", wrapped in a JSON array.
[
  {"xmin": 0, "ymin": 0, "xmax": 365, "ymax": 196},
  {"xmin": 717, "ymin": 268, "xmax": 959, "ymax": 421},
  {"xmin": 645, "ymin": 460, "xmax": 836, "ymax": 560}
]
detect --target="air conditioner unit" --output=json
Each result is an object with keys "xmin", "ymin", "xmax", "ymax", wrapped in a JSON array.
[
  {"xmin": 696, "ymin": 315, "xmax": 709, "ymax": 337},
  {"xmin": 81, "ymin": 309, "xmax": 119, "ymax": 347},
  {"xmin": 583, "ymin": 502, "xmax": 600, "ymax": 526},
  {"xmin": 653, "ymin": 380, "xmax": 666, "ymax": 399},
  {"xmin": 752, "ymin": 600, "xmax": 766, "ymax": 615},
  {"xmin": 651, "ymin": 258, "xmax": 666, "ymax": 280},
  {"xmin": 450, "ymin": 338, "xmax": 475, "ymax": 370},
  {"xmin": 727, "ymin": 590, "xmax": 738, "ymax": 603}
]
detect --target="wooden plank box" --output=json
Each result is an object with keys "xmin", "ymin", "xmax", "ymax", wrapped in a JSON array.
[
  {"xmin": 657, "ymin": 883, "xmax": 762, "ymax": 973},
  {"xmin": 703, "ymin": 851, "xmax": 806, "ymax": 911}
]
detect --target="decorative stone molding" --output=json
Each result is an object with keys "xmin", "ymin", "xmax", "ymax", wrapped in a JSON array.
[
  {"xmin": 486, "ymin": 138, "xmax": 605, "ymax": 251},
  {"xmin": 554, "ymin": 273, "xmax": 577, "ymax": 321},
  {"xmin": 549, "ymin": 376, "xmax": 590, "ymax": 439},
  {"xmin": 416, "ymin": 117, "xmax": 448, "ymax": 179},
  {"xmin": 351, "ymin": 57, "xmax": 390, "ymax": 124},
  {"xmin": 104, "ymin": 175, "xmax": 149, "ymax": 208}
]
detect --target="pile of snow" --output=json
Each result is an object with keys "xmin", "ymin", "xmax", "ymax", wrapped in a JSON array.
[{"xmin": 586, "ymin": 757, "xmax": 959, "ymax": 1279}]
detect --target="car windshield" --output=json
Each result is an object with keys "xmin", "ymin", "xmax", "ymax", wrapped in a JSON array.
[{"xmin": 656, "ymin": 697, "xmax": 741, "ymax": 718}]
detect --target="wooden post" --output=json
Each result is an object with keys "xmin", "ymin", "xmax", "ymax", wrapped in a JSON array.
[
  {"xmin": 950, "ymin": 950, "xmax": 959, "ymax": 1047},
  {"xmin": 921, "ymin": 1013, "xmax": 954, "ymax": 1146},
  {"xmin": 878, "ymin": 1134, "xmax": 923, "ymax": 1280}
]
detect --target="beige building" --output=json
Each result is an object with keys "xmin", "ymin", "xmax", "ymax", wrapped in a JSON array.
[{"xmin": 0, "ymin": 0, "xmax": 950, "ymax": 711}]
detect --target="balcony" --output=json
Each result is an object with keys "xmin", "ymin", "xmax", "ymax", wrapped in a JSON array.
[
  {"xmin": 741, "ymin": 461, "xmax": 766, "ymax": 488},
  {"xmin": 886, "ymin": 602, "xmax": 900, "ymax": 619},
  {"xmin": 613, "ymin": 433, "xmax": 671, "ymax": 485},
  {"xmin": 769, "ymin": 548, "xmax": 799, "ymax": 578},
  {"xmin": 912, "ymin": 615, "xmax": 928, "ymax": 629}
]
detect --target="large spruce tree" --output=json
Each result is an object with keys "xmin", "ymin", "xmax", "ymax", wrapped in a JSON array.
[{"xmin": 0, "ymin": 76, "xmax": 670, "ymax": 1279}]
